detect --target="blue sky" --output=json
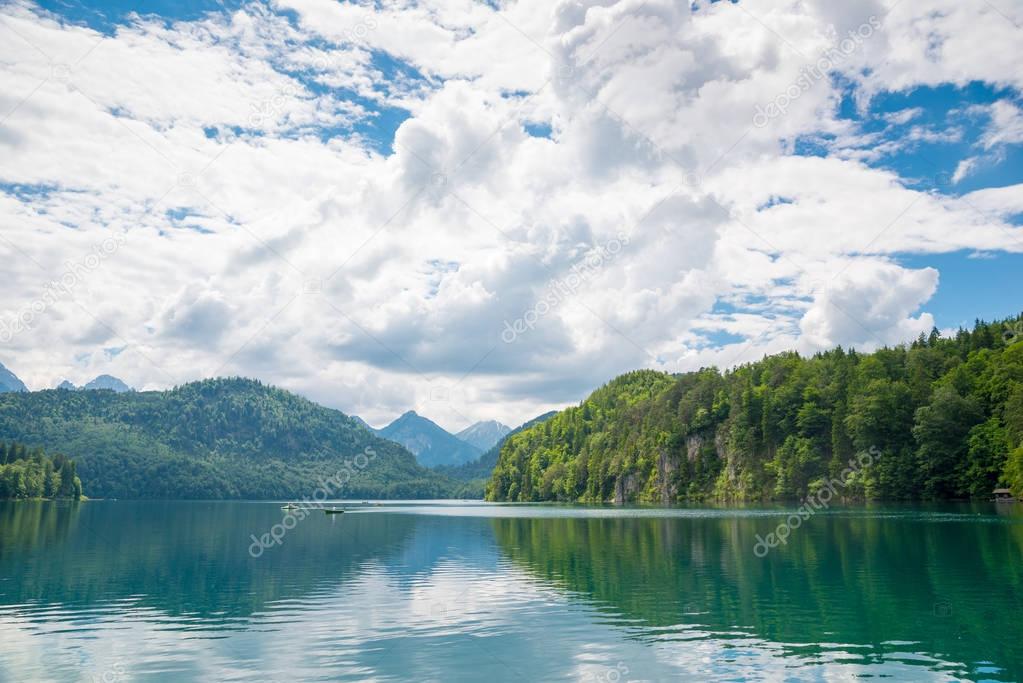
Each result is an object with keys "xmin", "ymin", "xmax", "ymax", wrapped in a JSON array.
[{"xmin": 0, "ymin": 0, "xmax": 1021, "ymax": 427}]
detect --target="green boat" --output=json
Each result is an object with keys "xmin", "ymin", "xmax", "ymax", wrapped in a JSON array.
[{"xmin": 324, "ymin": 508, "xmax": 345, "ymax": 515}]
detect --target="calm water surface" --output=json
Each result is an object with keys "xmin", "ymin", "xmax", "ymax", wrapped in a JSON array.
[{"xmin": 1, "ymin": 500, "xmax": 1021, "ymax": 682}]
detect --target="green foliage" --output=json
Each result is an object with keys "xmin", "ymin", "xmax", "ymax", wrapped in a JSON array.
[
  {"xmin": 489, "ymin": 315, "xmax": 1023, "ymax": 502},
  {"xmin": 0, "ymin": 378, "xmax": 455, "ymax": 499},
  {"xmin": 0, "ymin": 441, "xmax": 82, "ymax": 499},
  {"xmin": 437, "ymin": 411, "xmax": 559, "ymax": 498}
]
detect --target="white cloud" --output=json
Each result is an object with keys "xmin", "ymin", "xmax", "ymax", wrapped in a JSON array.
[
  {"xmin": 981, "ymin": 99, "xmax": 1023, "ymax": 149},
  {"xmin": 798, "ymin": 260, "xmax": 938, "ymax": 351},
  {"xmin": 0, "ymin": 0, "xmax": 1021, "ymax": 428}
]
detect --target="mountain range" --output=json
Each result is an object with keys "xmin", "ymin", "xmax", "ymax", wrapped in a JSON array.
[
  {"xmin": 0, "ymin": 362, "xmax": 134, "ymax": 394},
  {"xmin": 58, "ymin": 374, "xmax": 134, "ymax": 392},
  {"xmin": 373, "ymin": 411, "xmax": 483, "ymax": 468},
  {"xmin": 439, "ymin": 411, "xmax": 558, "ymax": 486}
]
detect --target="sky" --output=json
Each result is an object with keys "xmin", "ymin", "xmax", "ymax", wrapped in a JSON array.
[{"xmin": 0, "ymin": 0, "xmax": 1021, "ymax": 431}]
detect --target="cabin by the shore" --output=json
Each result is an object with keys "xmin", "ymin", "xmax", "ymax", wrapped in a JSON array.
[{"xmin": 993, "ymin": 488, "xmax": 1018, "ymax": 502}]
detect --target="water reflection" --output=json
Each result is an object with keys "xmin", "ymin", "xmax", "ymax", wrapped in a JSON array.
[
  {"xmin": 491, "ymin": 506, "xmax": 1023, "ymax": 681},
  {"xmin": 0, "ymin": 501, "xmax": 1020, "ymax": 681}
]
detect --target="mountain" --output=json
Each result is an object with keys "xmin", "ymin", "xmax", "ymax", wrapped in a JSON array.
[
  {"xmin": 0, "ymin": 361, "xmax": 27, "ymax": 393},
  {"xmin": 376, "ymin": 410, "xmax": 482, "ymax": 468},
  {"xmin": 444, "ymin": 411, "xmax": 558, "ymax": 483},
  {"xmin": 0, "ymin": 377, "xmax": 456, "ymax": 499},
  {"xmin": 57, "ymin": 380, "xmax": 77, "ymax": 390},
  {"xmin": 351, "ymin": 415, "xmax": 375, "ymax": 432},
  {"xmin": 455, "ymin": 420, "xmax": 511, "ymax": 451},
  {"xmin": 81, "ymin": 374, "xmax": 133, "ymax": 392},
  {"xmin": 487, "ymin": 316, "xmax": 1023, "ymax": 503}
]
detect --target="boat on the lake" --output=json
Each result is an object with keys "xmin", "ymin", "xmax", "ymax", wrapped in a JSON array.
[
  {"xmin": 281, "ymin": 503, "xmax": 299, "ymax": 510},
  {"xmin": 324, "ymin": 508, "xmax": 345, "ymax": 514}
]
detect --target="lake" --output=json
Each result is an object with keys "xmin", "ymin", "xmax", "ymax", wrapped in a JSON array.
[{"xmin": 1, "ymin": 500, "xmax": 1021, "ymax": 682}]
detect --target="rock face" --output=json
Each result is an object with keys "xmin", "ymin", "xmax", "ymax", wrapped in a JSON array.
[
  {"xmin": 614, "ymin": 473, "xmax": 641, "ymax": 505},
  {"xmin": 0, "ymin": 362, "xmax": 28, "ymax": 393},
  {"xmin": 657, "ymin": 448, "xmax": 677, "ymax": 504}
]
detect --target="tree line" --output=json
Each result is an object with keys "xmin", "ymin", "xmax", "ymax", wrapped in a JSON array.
[
  {"xmin": 0, "ymin": 441, "xmax": 83, "ymax": 499},
  {"xmin": 488, "ymin": 315, "xmax": 1023, "ymax": 502}
]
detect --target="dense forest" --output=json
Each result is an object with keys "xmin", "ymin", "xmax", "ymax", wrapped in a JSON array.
[
  {"xmin": 488, "ymin": 316, "xmax": 1023, "ymax": 503},
  {"xmin": 0, "ymin": 378, "xmax": 455, "ymax": 499},
  {"xmin": 0, "ymin": 441, "xmax": 82, "ymax": 499}
]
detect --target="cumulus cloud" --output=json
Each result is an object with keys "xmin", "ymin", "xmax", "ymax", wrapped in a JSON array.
[
  {"xmin": 799, "ymin": 261, "xmax": 938, "ymax": 351},
  {"xmin": 0, "ymin": 0, "xmax": 1021, "ymax": 428}
]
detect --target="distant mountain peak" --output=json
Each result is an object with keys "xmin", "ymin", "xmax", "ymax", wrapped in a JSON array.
[
  {"xmin": 455, "ymin": 420, "xmax": 512, "ymax": 451},
  {"xmin": 82, "ymin": 374, "xmax": 133, "ymax": 393},
  {"xmin": 0, "ymin": 361, "xmax": 28, "ymax": 393},
  {"xmin": 377, "ymin": 411, "xmax": 482, "ymax": 468},
  {"xmin": 57, "ymin": 380, "xmax": 77, "ymax": 390}
]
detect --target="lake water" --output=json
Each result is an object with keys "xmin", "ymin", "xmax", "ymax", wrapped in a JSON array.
[{"xmin": 1, "ymin": 500, "xmax": 1021, "ymax": 682}]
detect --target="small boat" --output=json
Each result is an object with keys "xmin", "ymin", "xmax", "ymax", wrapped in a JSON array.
[
  {"xmin": 324, "ymin": 508, "xmax": 345, "ymax": 515},
  {"xmin": 281, "ymin": 503, "xmax": 299, "ymax": 510}
]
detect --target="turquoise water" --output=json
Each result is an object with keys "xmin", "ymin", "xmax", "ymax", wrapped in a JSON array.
[{"xmin": 1, "ymin": 500, "xmax": 1021, "ymax": 681}]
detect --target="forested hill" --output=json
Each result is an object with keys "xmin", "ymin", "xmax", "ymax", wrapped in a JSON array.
[
  {"xmin": 487, "ymin": 316, "xmax": 1023, "ymax": 503},
  {"xmin": 0, "ymin": 378, "xmax": 454, "ymax": 499}
]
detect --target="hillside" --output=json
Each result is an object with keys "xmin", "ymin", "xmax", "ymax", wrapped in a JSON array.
[
  {"xmin": 376, "ymin": 411, "xmax": 482, "ymax": 467},
  {"xmin": 0, "ymin": 378, "xmax": 455, "ymax": 499},
  {"xmin": 487, "ymin": 316, "xmax": 1023, "ymax": 503}
]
